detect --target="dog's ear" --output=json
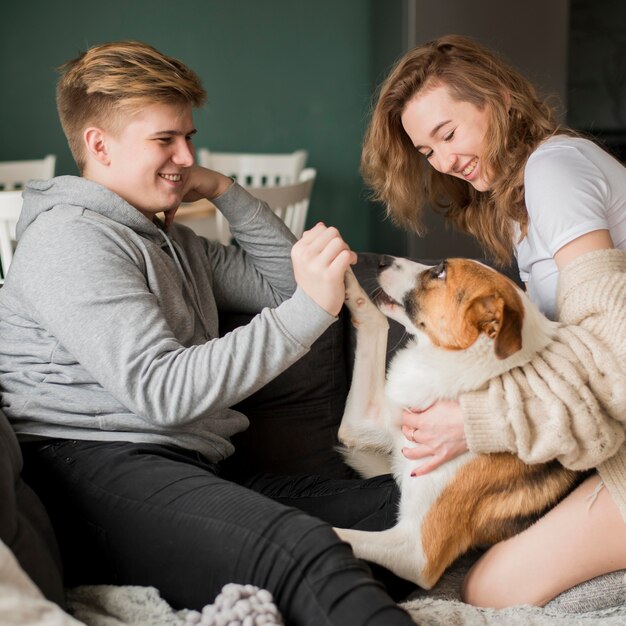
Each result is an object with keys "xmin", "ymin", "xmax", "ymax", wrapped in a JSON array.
[
  {"xmin": 468, "ymin": 293, "xmax": 523, "ymax": 359},
  {"xmin": 493, "ymin": 298, "xmax": 523, "ymax": 359}
]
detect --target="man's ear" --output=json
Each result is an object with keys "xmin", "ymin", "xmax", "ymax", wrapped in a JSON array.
[
  {"xmin": 83, "ymin": 127, "xmax": 110, "ymax": 166},
  {"xmin": 469, "ymin": 293, "xmax": 523, "ymax": 359}
]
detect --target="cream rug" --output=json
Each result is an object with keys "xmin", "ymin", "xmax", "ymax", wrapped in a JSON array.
[
  {"xmin": 402, "ymin": 554, "xmax": 626, "ymax": 626},
  {"xmin": 63, "ymin": 581, "xmax": 626, "ymax": 626},
  {"xmin": 67, "ymin": 583, "xmax": 284, "ymax": 626},
  {"xmin": 403, "ymin": 599, "xmax": 626, "ymax": 626}
]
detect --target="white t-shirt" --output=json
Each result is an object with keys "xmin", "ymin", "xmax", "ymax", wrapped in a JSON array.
[{"xmin": 515, "ymin": 135, "xmax": 626, "ymax": 319}]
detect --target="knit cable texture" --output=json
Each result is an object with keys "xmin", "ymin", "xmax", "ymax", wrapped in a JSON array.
[
  {"xmin": 461, "ymin": 249, "xmax": 626, "ymax": 516},
  {"xmin": 66, "ymin": 583, "xmax": 284, "ymax": 626},
  {"xmin": 182, "ymin": 584, "xmax": 284, "ymax": 625}
]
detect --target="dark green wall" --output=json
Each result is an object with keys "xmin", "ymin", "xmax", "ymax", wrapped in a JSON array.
[{"xmin": 0, "ymin": 0, "xmax": 408, "ymax": 254}]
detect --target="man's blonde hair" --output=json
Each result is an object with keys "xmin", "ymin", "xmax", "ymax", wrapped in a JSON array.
[{"xmin": 57, "ymin": 40, "xmax": 207, "ymax": 172}]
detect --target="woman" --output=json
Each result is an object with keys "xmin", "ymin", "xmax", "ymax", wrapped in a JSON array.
[{"xmin": 361, "ymin": 34, "xmax": 626, "ymax": 608}]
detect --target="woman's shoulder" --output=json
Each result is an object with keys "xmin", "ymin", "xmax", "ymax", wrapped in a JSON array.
[
  {"xmin": 529, "ymin": 135, "xmax": 599, "ymax": 163},
  {"xmin": 525, "ymin": 134, "xmax": 624, "ymax": 191},
  {"xmin": 527, "ymin": 135, "xmax": 623, "ymax": 172}
]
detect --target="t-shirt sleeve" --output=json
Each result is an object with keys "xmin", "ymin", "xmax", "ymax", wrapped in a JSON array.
[{"xmin": 524, "ymin": 144, "xmax": 611, "ymax": 256}]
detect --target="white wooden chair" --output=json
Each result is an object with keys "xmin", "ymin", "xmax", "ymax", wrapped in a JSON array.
[
  {"xmin": 245, "ymin": 168, "xmax": 317, "ymax": 243},
  {"xmin": 197, "ymin": 148, "xmax": 307, "ymax": 187},
  {"xmin": 0, "ymin": 155, "xmax": 55, "ymax": 282},
  {"xmin": 196, "ymin": 148, "xmax": 312, "ymax": 243},
  {"xmin": 0, "ymin": 191, "xmax": 23, "ymax": 283},
  {"xmin": 0, "ymin": 155, "xmax": 56, "ymax": 190}
]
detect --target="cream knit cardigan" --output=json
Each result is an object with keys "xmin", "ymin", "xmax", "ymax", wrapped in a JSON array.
[{"xmin": 461, "ymin": 249, "xmax": 626, "ymax": 520}]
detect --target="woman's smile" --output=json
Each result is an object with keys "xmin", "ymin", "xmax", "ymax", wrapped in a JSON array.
[{"xmin": 401, "ymin": 84, "xmax": 492, "ymax": 192}]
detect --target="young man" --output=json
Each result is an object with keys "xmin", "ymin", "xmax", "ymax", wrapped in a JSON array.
[{"xmin": 0, "ymin": 41, "xmax": 414, "ymax": 625}]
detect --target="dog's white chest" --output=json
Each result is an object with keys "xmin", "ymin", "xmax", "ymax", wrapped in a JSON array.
[{"xmin": 384, "ymin": 335, "xmax": 506, "ymax": 411}]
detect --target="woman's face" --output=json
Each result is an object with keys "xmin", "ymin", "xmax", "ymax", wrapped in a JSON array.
[{"xmin": 401, "ymin": 84, "xmax": 492, "ymax": 192}]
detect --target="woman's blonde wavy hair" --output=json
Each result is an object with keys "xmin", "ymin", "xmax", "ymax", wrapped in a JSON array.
[
  {"xmin": 56, "ymin": 41, "xmax": 207, "ymax": 173},
  {"xmin": 361, "ymin": 34, "xmax": 570, "ymax": 265}
]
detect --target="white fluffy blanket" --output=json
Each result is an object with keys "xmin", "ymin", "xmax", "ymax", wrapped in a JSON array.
[
  {"xmin": 66, "ymin": 584, "xmax": 284, "ymax": 626},
  {"xmin": 64, "ymin": 554, "xmax": 626, "ymax": 626},
  {"xmin": 63, "ymin": 583, "xmax": 626, "ymax": 626},
  {"xmin": 4, "ymin": 536, "xmax": 626, "ymax": 626}
]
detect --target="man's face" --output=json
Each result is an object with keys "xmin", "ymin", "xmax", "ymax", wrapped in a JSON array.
[{"xmin": 95, "ymin": 102, "xmax": 196, "ymax": 219}]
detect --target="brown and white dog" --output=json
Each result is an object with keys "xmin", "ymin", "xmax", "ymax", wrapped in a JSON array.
[{"xmin": 335, "ymin": 257, "xmax": 578, "ymax": 589}]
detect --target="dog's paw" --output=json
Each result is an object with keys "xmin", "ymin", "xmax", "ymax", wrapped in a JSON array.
[
  {"xmin": 344, "ymin": 269, "xmax": 384, "ymax": 326},
  {"xmin": 333, "ymin": 526, "xmax": 352, "ymax": 543},
  {"xmin": 344, "ymin": 268, "xmax": 368, "ymax": 304},
  {"xmin": 336, "ymin": 426, "xmax": 352, "ymax": 447}
]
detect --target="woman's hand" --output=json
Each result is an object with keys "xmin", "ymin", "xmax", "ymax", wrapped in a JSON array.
[{"xmin": 401, "ymin": 399, "xmax": 468, "ymax": 476}]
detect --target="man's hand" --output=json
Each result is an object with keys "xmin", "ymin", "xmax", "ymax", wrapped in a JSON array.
[
  {"xmin": 182, "ymin": 165, "xmax": 233, "ymax": 203},
  {"xmin": 291, "ymin": 223, "xmax": 357, "ymax": 316},
  {"xmin": 162, "ymin": 166, "xmax": 232, "ymax": 231},
  {"xmin": 401, "ymin": 399, "xmax": 468, "ymax": 476}
]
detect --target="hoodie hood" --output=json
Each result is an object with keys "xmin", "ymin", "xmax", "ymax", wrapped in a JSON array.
[
  {"xmin": 18, "ymin": 175, "xmax": 163, "ymax": 242},
  {"xmin": 19, "ymin": 175, "xmax": 215, "ymax": 335},
  {"xmin": 19, "ymin": 175, "xmax": 213, "ymax": 339}
]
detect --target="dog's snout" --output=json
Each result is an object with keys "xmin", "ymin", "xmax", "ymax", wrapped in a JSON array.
[
  {"xmin": 377, "ymin": 255, "xmax": 398, "ymax": 277},
  {"xmin": 377, "ymin": 255, "xmax": 395, "ymax": 269}
]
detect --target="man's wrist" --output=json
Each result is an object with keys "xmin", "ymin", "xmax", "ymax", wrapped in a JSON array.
[{"xmin": 210, "ymin": 175, "xmax": 234, "ymax": 200}]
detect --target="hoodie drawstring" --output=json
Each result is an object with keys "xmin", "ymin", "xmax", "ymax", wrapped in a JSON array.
[{"xmin": 158, "ymin": 229, "xmax": 213, "ymax": 338}]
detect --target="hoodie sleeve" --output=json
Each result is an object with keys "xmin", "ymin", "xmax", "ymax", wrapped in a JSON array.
[
  {"xmin": 8, "ymin": 207, "xmax": 335, "ymax": 427},
  {"xmin": 201, "ymin": 183, "xmax": 299, "ymax": 313}
]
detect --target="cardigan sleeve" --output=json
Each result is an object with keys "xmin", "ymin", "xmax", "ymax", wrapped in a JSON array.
[{"xmin": 460, "ymin": 249, "xmax": 626, "ymax": 470}]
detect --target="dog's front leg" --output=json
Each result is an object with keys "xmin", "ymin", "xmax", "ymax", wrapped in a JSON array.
[{"xmin": 338, "ymin": 268, "xmax": 391, "ymax": 452}]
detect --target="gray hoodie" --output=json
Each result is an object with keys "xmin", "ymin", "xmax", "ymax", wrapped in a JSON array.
[{"xmin": 0, "ymin": 176, "xmax": 334, "ymax": 462}]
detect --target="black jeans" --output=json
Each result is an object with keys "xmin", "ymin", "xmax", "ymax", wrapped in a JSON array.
[{"xmin": 21, "ymin": 439, "xmax": 415, "ymax": 626}]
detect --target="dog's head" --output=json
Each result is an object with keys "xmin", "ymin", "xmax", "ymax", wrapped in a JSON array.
[{"xmin": 376, "ymin": 258, "xmax": 524, "ymax": 360}]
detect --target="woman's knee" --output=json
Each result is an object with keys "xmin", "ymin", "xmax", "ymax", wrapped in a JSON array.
[
  {"xmin": 460, "ymin": 552, "xmax": 498, "ymax": 607},
  {"xmin": 460, "ymin": 545, "xmax": 527, "ymax": 609},
  {"xmin": 461, "ymin": 540, "xmax": 557, "ymax": 609}
]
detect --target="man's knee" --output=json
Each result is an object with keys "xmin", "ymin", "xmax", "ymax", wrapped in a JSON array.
[{"xmin": 276, "ymin": 510, "xmax": 348, "ymax": 557}]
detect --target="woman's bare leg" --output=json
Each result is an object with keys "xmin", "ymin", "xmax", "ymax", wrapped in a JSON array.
[{"xmin": 462, "ymin": 473, "xmax": 626, "ymax": 608}]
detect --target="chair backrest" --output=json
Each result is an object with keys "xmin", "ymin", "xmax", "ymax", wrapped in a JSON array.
[
  {"xmin": 246, "ymin": 168, "xmax": 316, "ymax": 239},
  {"xmin": 211, "ymin": 168, "xmax": 316, "ymax": 245},
  {"xmin": 196, "ymin": 148, "xmax": 311, "ymax": 244},
  {"xmin": 197, "ymin": 148, "xmax": 307, "ymax": 187},
  {"xmin": 0, "ymin": 191, "xmax": 24, "ymax": 282},
  {"xmin": 0, "ymin": 155, "xmax": 56, "ymax": 191}
]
